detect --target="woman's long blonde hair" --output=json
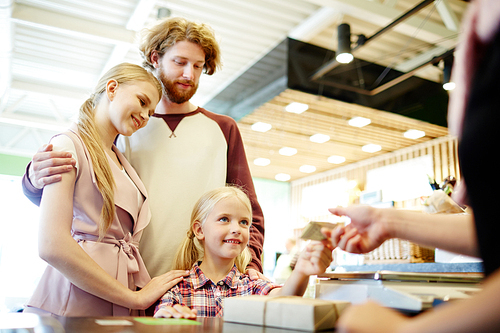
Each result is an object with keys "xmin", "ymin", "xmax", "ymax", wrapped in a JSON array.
[
  {"xmin": 78, "ymin": 63, "xmax": 162, "ymax": 239},
  {"xmin": 172, "ymin": 186, "xmax": 253, "ymax": 272}
]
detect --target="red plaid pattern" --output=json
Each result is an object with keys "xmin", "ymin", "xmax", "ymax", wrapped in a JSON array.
[{"xmin": 156, "ymin": 262, "xmax": 280, "ymax": 317}]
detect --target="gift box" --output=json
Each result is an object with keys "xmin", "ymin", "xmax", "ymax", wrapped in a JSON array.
[{"xmin": 223, "ymin": 295, "xmax": 350, "ymax": 331}]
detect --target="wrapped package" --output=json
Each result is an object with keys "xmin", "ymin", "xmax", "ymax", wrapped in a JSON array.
[
  {"xmin": 423, "ymin": 189, "xmax": 465, "ymax": 214},
  {"xmin": 223, "ymin": 295, "xmax": 350, "ymax": 331}
]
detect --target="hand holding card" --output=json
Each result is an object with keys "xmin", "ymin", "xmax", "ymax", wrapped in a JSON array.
[{"xmin": 300, "ymin": 221, "xmax": 339, "ymax": 241}]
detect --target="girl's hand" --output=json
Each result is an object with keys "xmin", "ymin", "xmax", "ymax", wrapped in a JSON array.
[
  {"xmin": 154, "ymin": 305, "xmax": 197, "ymax": 319},
  {"xmin": 133, "ymin": 270, "xmax": 189, "ymax": 310},
  {"xmin": 294, "ymin": 241, "xmax": 333, "ymax": 276}
]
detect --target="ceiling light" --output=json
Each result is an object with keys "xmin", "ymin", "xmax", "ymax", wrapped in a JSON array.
[
  {"xmin": 336, "ymin": 23, "xmax": 353, "ymax": 64},
  {"xmin": 251, "ymin": 122, "xmax": 272, "ymax": 132},
  {"xmin": 285, "ymin": 102, "xmax": 309, "ymax": 114},
  {"xmin": 336, "ymin": 53, "xmax": 354, "ymax": 64},
  {"xmin": 443, "ymin": 82, "xmax": 456, "ymax": 91},
  {"xmin": 362, "ymin": 144, "xmax": 382, "ymax": 153},
  {"xmin": 299, "ymin": 165, "xmax": 316, "ymax": 173},
  {"xmin": 275, "ymin": 173, "xmax": 291, "ymax": 182},
  {"xmin": 404, "ymin": 129, "xmax": 425, "ymax": 139},
  {"xmin": 253, "ymin": 158, "xmax": 270, "ymax": 166},
  {"xmin": 279, "ymin": 147, "xmax": 298, "ymax": 156},
  {"xmin": 328, "ymin": 155, "xmax": 346, "ymax": 164},
  {"xmin": 348, "ymin": 116, "xmax": 371, "ymax": 128},
  {"xmin": 310, "ymin": 133, "xmax": 330, "ymax": 143}
]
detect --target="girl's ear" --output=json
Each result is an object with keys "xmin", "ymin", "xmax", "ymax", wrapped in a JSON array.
[
  {"xmin": 106, "ymin": 79, "xmax": 118, "ymax": 101},
  {"xmin": 193, "ymin": 221, "xmax": 204, "ymax": 241}
]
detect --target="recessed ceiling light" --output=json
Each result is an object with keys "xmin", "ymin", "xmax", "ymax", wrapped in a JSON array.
[
  {"xmin": 251, "ymin": 122, "xmax": 272, "ymax": 132},
  {"xmin": 299, "ymin": 165, "xmax": 316, "ymax": 173},
  {"xmin": 443, "ymin": 82, "xmax": 456, "ymax": 91},
  {"xmin": 348, "ymin": 117, "xmax": 371, "ymax": 128},
  {"xmin": 336, "ymin": 52, "xmax": 354, "ymax": 64},
  {"xmin": 328, "ymin": 155, "xmax": 346, "ymax": 164},
  {"xmin": 253, "ymin": 158, "xmax": 270, "ymax": 166},
  {"xmin": 275, "ymin": 173, "xmax": 291, "ymax": 182},
  {"xmin": 310, "ymin": 133, "xmax": 330, "ymax": 143},
  {"xmin": 285, "ymin": 102, "xmax": 309, "ymax": 114},
  {"xmin": 362, "ymin": 144, "xmax": 382, "ymax": 153},
  {"xmin": 279, "ymin": 147, "xmax": 297, "ymax": 156},
  {"xmin": 404, "ymin": 129, "xmax": 425, "ymax": 139}
]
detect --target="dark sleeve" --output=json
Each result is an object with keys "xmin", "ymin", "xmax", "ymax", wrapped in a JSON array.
[
  {"xmin": 224, "ymin": 119, "xmax": 265, "ymax": 272},
  {"xmin": 21, "ymin": 162, "xmax": 43, "ymax": 206},
  {"xmin": 205, "ymin": 110, "xmax": 264, "ymax": 272}
]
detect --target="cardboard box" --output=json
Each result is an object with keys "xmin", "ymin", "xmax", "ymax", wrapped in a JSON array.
[{"xmin": 223, "ymin": 296, "xmax": 350, "ymax": 331}]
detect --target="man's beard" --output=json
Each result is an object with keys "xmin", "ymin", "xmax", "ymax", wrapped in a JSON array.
[{"xmin": 158, "ymin": 67, "xmax": 198, "ymax": 104}]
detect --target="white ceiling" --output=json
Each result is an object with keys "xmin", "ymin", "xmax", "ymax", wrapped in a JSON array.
[{"xmin": 0, "ymin": 0, "xmax": 468, "ymax": 180}]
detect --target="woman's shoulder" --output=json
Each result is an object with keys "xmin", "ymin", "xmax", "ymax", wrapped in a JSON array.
[{"xmin": 50, "ymin": 133, "xmax": 80, "ymax": 170}]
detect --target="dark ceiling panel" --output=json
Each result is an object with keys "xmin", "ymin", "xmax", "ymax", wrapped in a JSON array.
[{"xmin": 287, "ymin": 38, "xmax": 449, "ymax": 127}]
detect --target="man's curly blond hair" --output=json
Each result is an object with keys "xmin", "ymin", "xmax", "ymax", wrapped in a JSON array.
[{"xmin": 140, "ymin": 17, "xmax": 222, "ymax": 75}]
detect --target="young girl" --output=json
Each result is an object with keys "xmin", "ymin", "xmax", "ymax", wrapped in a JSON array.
[
  {"xmin": 154, "ymin": 186, "xmax": 333, "ymax": 319},
  {"xmin": 24, "ymin": 63, "xmax": 188, "ymax": 317}
]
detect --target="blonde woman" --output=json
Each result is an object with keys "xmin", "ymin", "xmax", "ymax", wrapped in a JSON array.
[
  {"xmin": 154, "ymin": 186, "xmax": 333, "ymax": 319},
  {"xmin": 24, "ymin": 63, "xmax": 188, "ymax": 317}
]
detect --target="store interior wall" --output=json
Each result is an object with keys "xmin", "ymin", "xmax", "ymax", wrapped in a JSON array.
[{"xmin": 0, "ymin": 135, "xmax": 459, "ymax": 312}]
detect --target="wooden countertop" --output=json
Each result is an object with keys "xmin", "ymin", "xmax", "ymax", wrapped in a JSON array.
[{"xmin": 3, "ymin": 314, "xmax": 340, "ymax": 333}]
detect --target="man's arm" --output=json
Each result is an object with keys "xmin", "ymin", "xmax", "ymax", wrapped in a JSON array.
[
  {"xmin": 21, "ymin": 144, "xmax": 76, "ymax": 206},
  {"xmin": 224, "ymin": 120, "xmax": 264, "ymax": 272}
]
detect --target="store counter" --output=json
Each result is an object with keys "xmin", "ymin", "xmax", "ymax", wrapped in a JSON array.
[
  {"xmin": 316, "ymin": 270, "xmax": 483, "ymax": 313},
  {"xmin": 1, "ymin": 313, "xmax": 340, "ymax": 333},
  {"xmin": 333, "ymin": 262, "xmax": 483, "ymax": 273}
]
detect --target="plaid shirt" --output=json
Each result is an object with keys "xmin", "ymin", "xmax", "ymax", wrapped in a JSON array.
[{"xmin": 156, "ymin": 262, "xmax": 280, "ymax": 317}]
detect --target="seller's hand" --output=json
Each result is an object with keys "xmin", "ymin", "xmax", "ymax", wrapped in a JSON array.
[
  {"xmin": 133, "ymin": 270, "xmax": 189, "ymax": 310},
  {"xmin": 246, "ymin": 268, "xmax": 271, "ymax": 281},
  {"xmin": 30, "ymin": 144, "xmax": 76, "ymax": 189},
  {"xmin": 325, "ymin": 206, "xmax": 390, "ymax": 254},
  {"xmin": 294, "ymin": 240, "xmax": 333, "ymax": 276},
  {"xmin": 154, "ymin": 305, "xmax": 197, "ymax": 319},
  {"xmin": 336, "ymin": 301, "xmax": 409, "ymax": 333}
]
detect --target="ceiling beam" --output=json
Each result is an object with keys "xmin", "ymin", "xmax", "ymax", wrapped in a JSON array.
[
  {"xmin": 288, "ymin": 7, "xmax": 342, "ymax": 42},
  {"xmin": 11, "ymin": 2, "xmax": 137, "ymax": 45},
  {"xmin": 0, "ymin": 114, "xmax": 69, "ymax": 132},
  {"xmin": 304, "ymin": 0, "xmax": 459, "ymax": 46},
  {"xmin": 435, "ymin": 0, "xmax": 460, "ymax": 31},
  {"xmin": 310, "ymin": 0, "xmax": 436, "ymax": 81},
  {"xmin": 126, "ymin": 0, "xmax": 157, "ymax": 31},
  {"xmin": 10, "ymin": 79, "xmax": 88, "ymax": 101}
]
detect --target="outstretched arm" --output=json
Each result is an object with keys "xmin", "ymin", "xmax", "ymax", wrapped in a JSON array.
[
  {"xmin": 326, "ymin": 206, "xmax": 479, "ymax": 257},
  {"xmin": 269, "ymin": 240, "xmax": 333, "ymax": 297}
]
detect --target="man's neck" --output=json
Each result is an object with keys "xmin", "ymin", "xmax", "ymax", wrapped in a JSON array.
[{"xmin": 155, "ymin": 96, "xmax": 198, "ymax": 115}]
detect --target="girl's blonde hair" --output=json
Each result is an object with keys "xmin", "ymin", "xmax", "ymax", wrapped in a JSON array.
[
  {"xmin": 173, "ymin": 186, "xmax": 252, "ymax": 272},
  {"xmin": 78, "ymin": 63, "xmax": 162, "ymax": 240},
  {"xmin": 140, "ymin": 17, "xmax": 222, "ymax": 75}
]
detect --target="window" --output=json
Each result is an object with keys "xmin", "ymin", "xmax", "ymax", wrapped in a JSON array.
[{"xmin": 0, "ymin": 175, "xmax": 46, "ymax": 313}]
